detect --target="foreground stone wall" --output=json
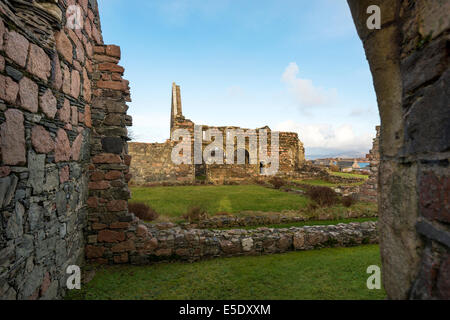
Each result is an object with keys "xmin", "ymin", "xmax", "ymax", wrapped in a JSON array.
[
  {"xmin": 100, "ymin": 221, "xmax": 378, "ymax": 264},
  {"xmin": 348, "ymin": 0, "xmax": 449, "ymax": 299},
  {"xmin": 0, "ymin": 0, "xmax": 101, "ymax": 299}
]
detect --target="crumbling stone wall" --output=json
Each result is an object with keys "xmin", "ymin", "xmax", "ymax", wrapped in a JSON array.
[
  {"xmin": 0, "ymin": 0, "xmax": 100, "ymax": 299},
  {"xmin": 129, "ymin": 126, "xmax": 305, "ymax": 185},
  {"xmin": 358, "ymin": 126, "xmax": 380, "ymax": 202},
  {"xmin": 128, "ymin": 142, "xmax": 194, "ymax": 185},
  {"xmin": 348, "ymin": 0, "xmax": 449, "ymax": 299},
  {"xmin": 128, "ymin": 221, "xmax": 378, "ymax": 263}
]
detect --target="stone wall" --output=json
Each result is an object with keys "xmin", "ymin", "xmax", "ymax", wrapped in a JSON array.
[
  {"xmin": 358, "ymin": 126, "xmax": 380, "ymax": 202},
  {"xmin": 348, "ymin": 0, "xmax": 449, "ymax": 299},
  {"xmin": 0, "ymin": 0, "xmax": 101, "ymax": 299},
  {"xmin": 129, "ymin": 128, "xmax": 306, "ymax": 185},
  {"xmin": 126, "ymin": 221, "xmax": 378, "ymax": 263},
  {"xmin": 128, "ymin": 141, "xmax": 194, "ymax": 185}
]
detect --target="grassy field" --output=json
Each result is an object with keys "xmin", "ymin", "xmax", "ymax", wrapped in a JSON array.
[
  {"xmin": 66, "ymin": 245, "xmax": 385, "ymax": 300},
  {"xmin": 330, "ymin": 172, "xmax": 369, "ymax": 180},
  {"xmin": 130, "ymin": 185, "xmax": 310, "ymax": 218},
  {"xmin": 292, "ymin": 178, "xmax": 366, "ymax": 187}
]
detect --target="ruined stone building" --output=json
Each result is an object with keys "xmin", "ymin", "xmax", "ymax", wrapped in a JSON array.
[
  {"xmin": 0, "ymin": 0, "xmax": 448, "ymax": 300},
  {"xmin": 358, "ymin": 126, "xmax": 380, "ymax": 203},
  {"xmin": 129, "ymin": 83, "xmax": 306, "ymax": 185}
]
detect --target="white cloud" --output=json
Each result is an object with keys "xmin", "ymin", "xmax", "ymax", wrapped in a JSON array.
[
  {"xmin": 281, "ymin": 62, "xmax": 337, "ymax": 109},
  {"xmin": 275, "ymin": 120, "xmax": 374, "ymax": 157}
]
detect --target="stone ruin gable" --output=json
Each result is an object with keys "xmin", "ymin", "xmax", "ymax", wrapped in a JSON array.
[
  {"xmin": 201, "ymin": 125, "xmax": 305, "ymax": 184},
  {"xmin": 129, "ymin": 120, "xmax": 306, "ymax": 185},
  {"xmin": 0, "ymin": 0, "xmax": 101, "ymax": 300},
  {"xmin": 348, "ymin": 0, "xmax": 449, "ymax": 299},
  {"xmin": 128, "ymin": 141, "xmax": 194, "ymax": 185},
  {"xmin": 358, "ymin": 126, "xmax": 380, "ymax": 203}
]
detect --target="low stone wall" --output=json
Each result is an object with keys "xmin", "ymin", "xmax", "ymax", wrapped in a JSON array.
[
  {"xmin": 85, "ymin": 220, "xmax": 378, "ymax": 264},
  {"xmin": 173, "ymin": 211, "xmax": 377, "ymax": 230}
]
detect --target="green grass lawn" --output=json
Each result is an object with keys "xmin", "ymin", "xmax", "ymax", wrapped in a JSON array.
[
  {"xmin": 330, "ymin": 172, "xmax": 369, "ymax": 180},
  {"xmin": 293, "ymin": 179, "xmax": 365, "ymax": 187},
  {"xmin": 66, "ymin": 245, "xmax": 385, "ymax": 300},
  {"xmin": 130, "ymin": 185, "xmax": 310, "ymax": 218}
]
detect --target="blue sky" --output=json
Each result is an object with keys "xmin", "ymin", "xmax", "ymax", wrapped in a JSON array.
[{"xmin": 98, "ymin": 0, "xmax": 380, "ymax": 159}]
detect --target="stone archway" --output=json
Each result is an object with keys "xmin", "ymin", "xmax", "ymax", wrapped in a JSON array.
[{"xmin": 347, "ymin": 0, "xmax": 449, "ymax": 299}]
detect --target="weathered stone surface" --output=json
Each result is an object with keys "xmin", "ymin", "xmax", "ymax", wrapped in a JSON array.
[
  {"xmin": 71, "ymin": 106, "xmax": 78, "ymax": 125},
  {"xmin": 106, "ymin": 45, "xmax": 121, "ymax": 58},
  {"xmin": 98, "ymin": 230, "xmax": 126, "ymax": 243},
  {"xmin": 241, "ymin": 238, "xmax": 253, "ymax": 252},
  {"xmin": 0, "ymin": 166, "xmax": 10, "ymax": 178},
  {"xmin": 84, "ymin": 104, "xmax": 92, "ymax": 127},
  {"xmin": 6, "ymin": 202, "xmax": 24, "ymax": 239},
  {"xmin": 62, "ymin": 64, "xmax": 71, "ymax": 94},
  {"xmin": 111, "ymin": 240, "xmax": 135, "ymax": 253},
  {"xmin": 55, "ymin": 31, "xmax": 73, "ymax": 63},
  {"xmin": 5, "ymin": 66, "xmax": 23, "ymax": 82},
  {"xmin": 83, "ymin": 69, "xmax": 91, "ymax": 102},
  {"xmin": 88, "ymin": 180, "xmax": 110, "ymax": 190},
  {"xmin": 71, "ymin": 132, "xmax": 84, "ymax": 161},
  {"xmin": 419, "ymin": 171, "xmax": 450, "ymax": 223},
  {"xmin": 31, "ymin": 125, "xmax": 54, "ymax": 154},
  {"xmin": 0, "ymin": 109, "xmax": 26, "ymax": 165},
  {"xmin": 86, "ymin": 245, "xmax": 104, "ymax": 259},
  {"xmin": 39, "ymin": 89, "xmax": 57, "ymax": 119},
  {"xmin": 92, "ymin": 153, "xmax": 122, "ymax": 164},
  {"xmin": 101, "ymin": 137, "xmax": 123, "ymax": 154},
  {"xmin": 0, "ymin": 174, "xmax": 18, "ymax": 208},
  {"xmin": 405, "ymin": 70, "xmax": 450, "ymax": 154},
  {"xmin": 19, "ymin": 77, "xmax": 38, "ymax": 113},
  {"xmin": 70, "ymin": 70, "xmax": 80, "ymax": 98},
  {"xmin": 55, "ymin": 190, "xmax": 67, "ymax": 216},
  {"xmin": 51, "ymin": 53, "xmax": 63, "ymax": 90},
  {"xmin": 0, "ymin": 18, "xmax": 4, "ymax": 50},
  {"xmin": 27, "ymin": 152, "xmax": 45, "ymax": 195},
  {"xmin": 43, "ymin": 166, "xmax": 59, "ymax": 193},
  {"xmin": 106, "ymin": 200, "xmax": 127, "ymax": 212},
  {"xmin": 5, "ymin": 31, "xmax": 29, "ymax": 68},
  {"xmin": 0, "ymin": 75, "xmax": 19, "ymax": 104},
  {"xmin": 29, "ymin": 203, "xmax": 44, "ymax": 231},
  {"xmin": 105, "ymin": 170, "xmax": 122, "ymax": 180},
  {"xmin": 59, "ymin": 166, "xmax": 70, "ymax": 184},
  {"xmin": 54, "ymin": 129, "xmax": 71, "ymax": 162},
  {"xmin": 27, "ymin": 44, "xmax": 51, "ymax": 80},
  {"xmin": 97, "ymin": 80, "xmax": 126, "ymax": 91},
  {"xmin": 98, "ymin": 62, "xmax": 124, "ymax": 73},
  {"xmin": 58, "ymin": 99, "xmax": 71, "ymax": 123}
]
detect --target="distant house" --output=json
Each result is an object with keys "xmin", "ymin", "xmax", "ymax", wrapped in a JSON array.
[{"xmin": 336, "ymin": 160, "xmax": 354, "ymax": 172}]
